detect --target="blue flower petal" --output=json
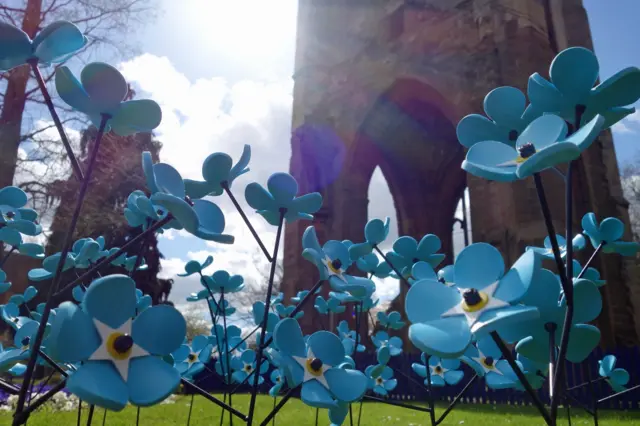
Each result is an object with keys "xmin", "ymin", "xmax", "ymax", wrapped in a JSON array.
[
  {"xmin": 202, "ymin": 152, "xmax": 233, "ymax": 190},
  {"xmin": 456, "ymin": 114, "xmax": 504, "ymax": 149},
  {"xmin": 153, "ymin": 163, "xmax": 185, "ymax": 198},
  {"xmin": 473, "ymin": 305, "xmax": 539, "ymax": 337},
  {"xmin": 365, "ymin": 218, "xmax": 390, "ymax": 245},
  {"xmin": 409, "ymin": 318, "xmax": 471, "ymax": 358},
  {"xmin": 562, "ymin": 114, "xmax": 604, "ymax": 152},
  {"xmin": 55, "ymin": 66, "xmax": 93, "ymax": 113},
  {"xmin": 599, "ymin": 355, "xmax": 616, "ymax": 376},
  {"xmin": 519, "ymin": 268, "xmax": 560, "ymax": 319},
  {"xmin": 0, "ymin": 227, "xmax": 23, "ymax": 247},
  {"xmin": 308, "ymin": 331, "xmax": 344, "ymax": 366},
  {"xmin": 430, "ymin": 375, "xmax": 446, "ymax": 387},
  {"xmin": 131, "ymin": 305, "xmax": 185, "ymax": 355},
  {"xmin": 268, "ymin": 173, "xmax": 298, "ymax": 205},
  {"xmin": 151, "ymin": 193, "xmax": 198, "ymax": 234},
  {"xmin": 565, "ymin": 324, "xmax": 600, "ymax": 363},
  {"xmin": 609, "ymin": 369, "xmax": 630, "ymax": 387},
  {"xmin": 454, "ymin": 243, "xmax": 504, "ymax": 290},
  {"xmin": 485, "ymin": 365, "xmax": 516, "ymax": 390},
  {"xmin": 328, "ymin": 401, "xmax": 349, "ymax": 425},
  {"xmin": 393, "ymin": 236, "xmax": 418, "ymax": 259},
  {"xmin": 0, "ymin": 23, "xmax": 31, "ymax": 71},
  {"xmin": 67, "ymin": 362, "xmax": 128, "ymax": 411},
  {"xmin": 590, "ymin": 67, "xmax": 640, "ymax": 112},
  {"xmin": 444, "ymin": 370, "xmax": 464, "ymax": 386},
  {"xmin": 550, "ymin": 47, "xmax": 599, "ymax": 104},
  {"xmin": 32, "ymin": 21, "xmax": 86, "ymax": 64},
  {"xmin": 273, "ymin": 318, "xmax": 306, "ymax": 358},
  {"xmin": 483, "ymin": 86, "xmax": 526, "ymax": 128},
  {"xmin": 192, "ymin": 199, "xmax": 233, "ymax": 243},
  {"xmin": 325, "ymin": 367, "xmax": 368, "ymax": 402},
  {"xmin": 568, "ymin": 278, "xmax": 601, "ymax": 324},
  {"xmin": 495, "ymin": 250, "xmax": 540, "ymax": 303},
  {"xmin": 290, "ymin": 193, "xmax": 322, "ymax": 215},
  {"xmin": 80, "ymin": 62, "xmax": 128, "ymax": 113},
  {"xmin": 301, "ymin": 379, "xmax": 335, "ymax": 409},
  {"xmin": 172, "ymin": 345, "xmax": 190, "ymax": 363},
  {"xmin": 406, "ymin": 279, "xmax": 460, "ymax": 323},
  {"xmin": 128, "ymin": 356, "xmax": 180, "ymax": 406},
  {"xmin": 516, "ymin": 334, "xmax": 548, "ymax": 364},
  {"xmin": 109, "ymin": 99, "xmax": 162, "ymax": 136},
  {"xmin": 83, "ymin": 275, "xmax": 137, "ymax": 328},
  {"xmin": 47, "ymin": 302, "xmax": 99, "ymax": 363},
  {"xmin": 0, "ymin": 186, "xmax": 28, "ymax": 208},
  {"xmin": 463, "ymin": 142, "xmax": 518, "ymax": 182}
]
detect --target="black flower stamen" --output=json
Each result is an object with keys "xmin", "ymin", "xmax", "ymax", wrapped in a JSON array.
[
  {"xmin": 518, "ymin": 142, "xmax": 536, "ymax": 159},
  {"xmin": 310, "ymin": 358, "xmax": 323, "ymax": 371},
  {"xmin": 462, "ymin": 289, "xmax": 483, "ymax": 306},
  {"xmin": 508, "ymin": 130, "xmax": 518, "ymax": 142},
  {"xmin": 484, "ymin": 357, "xmax": 494, "ymax": 367},
  {"xmin": 113, "ymin": 334, "xmax": 134, "ymax": 354},
  {"xmin": 330, "ymin": 259, "xmax": 342, "ymax": 271}
]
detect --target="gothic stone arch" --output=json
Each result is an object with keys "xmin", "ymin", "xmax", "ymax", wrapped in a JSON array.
[{"xmin": 283, "ymin": 0, "xmax": 640, "ymax": 347}]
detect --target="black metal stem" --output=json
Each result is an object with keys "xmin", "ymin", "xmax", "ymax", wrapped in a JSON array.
[
  {"xmin": 247, "ymin": 210, "xmax": 285, "ymax": 425},
  {"xmin": 28, "ymin": 60, "xmax": 84, "ymax": 181},
  {"xmin": 423, "ymin": 354, "xmax": 437, "ymax": 426},
  {"xmin": 314, "ymin": 407, "xmax": 319, "ymax": 426},
  {"xmin": 0, "ymin": 246, "xmax": 16, "ymax": 267},
  {"xmin": 13, "ymin": 381, "xmax": 66, "ymax": 422},
  {"xmin": 228, "ymin": 324, "xmax": 260, "ymax": 354},
  {"xmin": 435, "ymin": 374, "xmax": 479, "ymax": 425},
  {"xmin": 374, "ymin": 246, "xmax": 411, "ymax": 289},
  {"xmin": 490, "ymin": 331, "xmax": 552, "ymax": 425},
  {"xmin": 222, "ymin": 182, "xmax": 272, "ymax": 262},
  {"xmin": 0, "ymin": 379, "xmax": 20, "ymax": 394},
  {"xmin": 186, "ymin": 394, "xmax": 195, "ymax": 426},
  {"xmin": 37, "ymin": 349, "xmax": 68, "ymax": 377},
  {"xmin": 101, "ymin": 409, "xmax": 107, "ymax": 426},
  {"xmin": 577, "ymin": 243, "xmax": 604, "ymax": 279},
  {"xmin": 363, "ymin": 395, "xmax": 432, "ymax": 413},
  {"xmin": 564, "ymin": 392, "xmax": 594, "ymax": 416},
  {"xmin": 272, "ymin": 397, "xmax": 276, "ymax": 426},
  {"xmin": 135, "ymin": 407, "xmax": 140, "ymax": 426},
  {"xmin": 86, "ymin": 405, "xmax": 95, "ymax": 426},
  {"xmin": 77, "ymin": 400, "xmax": 82, "ymax": 426},
  {"xmin": 220, "ymin": 290, "xmax": 234, "ymax": 426},
  {"xmin": 14, "ymin": 115, "xmax": 109, "ymax": 425},
  {"xmin": 586, "ymin": 366, "xmax": 599, "ymax": 426},
  {"xmin": 180, "ymin": 379, "xmax": 247, "ymax": 421},
  {"xmin": 349, "ymin": 404, "xmax": 354, "ymax": 426},
  {"xmin": 357, "ymin": 400, "xmax": 363, "ymax": 426},
  {"xmin": 259, "ymin": 387, "xmax": 297, "ymax": 426}
]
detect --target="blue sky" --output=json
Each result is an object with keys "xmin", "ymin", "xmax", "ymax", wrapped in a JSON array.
[{"xmin": 106, "ymin": 0, "xmax": 640, "ymax": 305}]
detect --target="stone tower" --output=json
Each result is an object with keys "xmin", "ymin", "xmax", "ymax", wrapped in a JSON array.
[{"xmin": 283, "ymin": 0, "xmax": 640, "ymax": 347}]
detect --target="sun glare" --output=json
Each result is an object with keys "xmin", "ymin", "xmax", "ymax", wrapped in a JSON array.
[{"xmin": 185, "ymin": 0, "xmax": 298, "ymax": 56}]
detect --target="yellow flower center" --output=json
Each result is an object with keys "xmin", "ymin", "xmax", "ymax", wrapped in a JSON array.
[
  {"xmin": 461, "ymin": 289, "xmax": 489, "ymax": 312},
  {"xmin": 106, "ymin": 332, "xmax": 133, "ymax": 360},
  {"xmin": 481, "ymin": 357, "xmax": 496, "ymax": 370},
  {"xmin": 306, "ymin": 358, "xmax": 324, "ymax": 376}
]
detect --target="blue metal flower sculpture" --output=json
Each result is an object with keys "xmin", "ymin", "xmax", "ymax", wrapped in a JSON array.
[
  {"xmin": 201, "ymin": 270, "xmax": 244, "ymax": 294},
  {"xmin": 245, "ymin": 172, "xmax": 323, "ymax": 226},
  {"xmin": 461, "ymin": 114, "xmax": 604, "ymax": 182},
  {"xmin": 56, "ymin": 63, "xmax": 162, "ymax": 135},
  {"xmin": 336, "ymin": 321, "xmax": 364, "ymax": 355},
  {"xmin": 385, "ymin": 234, "xmax": 445, "ymax": 277},
  {"xmin": 515, "ymin": 269, "xmax": 601, "ymax": 364},
  {"xmin": 178, "ymin": 256, "xmax": 214, "ymax": 277},
  {"xmin": 273, "ymin": 318, "xmax": 368, "ymax": 409},
  {"xmin": 581, "ymin": 212, "xmax": 640, "ymax": 256},
  {"xmin": 123, "ymin": 190, "xmax": 169, "ymax": 230},
  {"xmin": 252, "ymin": 301, "xmax": 279, "ymax": 346},
  {"xmin": 269, "ymin": 368, "xmax": 285, "ymax": 397},
  {"xmin": 355, "ymin": 252, "xmax": 391, "ymax": 278},
  {"xmin": 302, "ymin": 226, "xmax": 375, "ymax": 299},
  {"xmin": 412, "ymin": 354, "xmax": 464, "ymax": 387},
  {"xmin": 274, "ymin": 303, "xmax": 304, "ymax": 320},
  {"xmin": 142, "ymin": 152, "xmax": 234, "ymax": 243},
  {"xmin": 0, "ymin": 186, "xmax": 42, "ymax": 239},
  {"xmin": 0, "ymin": 21, "xmax": 86, "ymax": 71},
  {"xmin": 348, "ymin": 217, "xmax": 391, "ymax": 259},
  {"xmin": 372, "ymin": 331, "xmax": 403, "ymax": 357},
  {"xmin": 210, "ymin": 324, "xmax": 245, "ymax": 353},
  {"xmin": 50, "ymin": 274, "xmax": 186, "ymax": 410},
  {"xmin": 599, "ymin": 355, "xmax": 630, "ymax": 393},
  {"xmin": 315, "ymin": 296, "xmax": 346, "ymax": 315},
  {"xmin": 456, "ymin": 86, "xmax": 541, "ymax": 148},
  {"xmin": 28, "ymin": 252, "xmax": 75, "ymax": 281},
  {"xmin": 406, "ymin": 243, "xmax": 540, "ymax": 358},
  {"xmin": 526, "ymin": 234, "xmax": 586, "ymax": 260},
  {"xmin": 0, "ymin": 268, "xmax": 11, "ymax": 294},
  {"xmin": 184, "ymin": 145, "xmax": 251, "ymax": 198},
  {"xmin": 0, "ymin": 320, "xmax": 42, "ymax": 369},
  {"xmin": 377, "ymin": 311, "xmax": 405, "ymax": 330},
  {"xmin": 516, "ymin": 354, "xmax": 548, "ymax": 391},
  {"xmin": 365, "ymin": 365, "xmax": 397, "ymax": 396},
  {"xmin": 460, "ymin": 338, "xmax": 521, "ymax": 389},
  {"xmin": 528, "ymin": 47, "xmax": 640, "ymax": 129},
  {"xmin": 172, "ymin": 335, "xmax": 213, "ymax": 379},
  {"xmin": 232, "ymin": 349, "xmax": 269, "ymax": 385}
]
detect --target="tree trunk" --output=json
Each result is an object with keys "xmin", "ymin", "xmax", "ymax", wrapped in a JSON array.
[{"xmin": 0, "ymin": 0, "xmax": 43, "ymax": 189}]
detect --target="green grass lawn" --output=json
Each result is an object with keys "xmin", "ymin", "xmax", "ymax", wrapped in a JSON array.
[{"xmin": 1, "ymin": 394, "xmax": 639, "ymax": 425}]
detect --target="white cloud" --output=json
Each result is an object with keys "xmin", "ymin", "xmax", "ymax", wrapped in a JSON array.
[
  {"xmin": 613, "ymin": 121, "xmax": 634, "ymax": 134},
  {"xmin": 627, "ymin": 110, "xmax": 640, "ymax": 123}
]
